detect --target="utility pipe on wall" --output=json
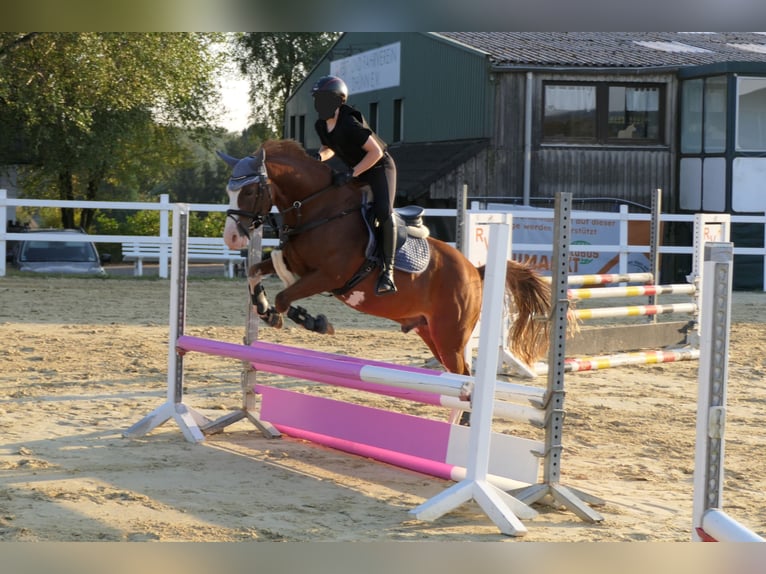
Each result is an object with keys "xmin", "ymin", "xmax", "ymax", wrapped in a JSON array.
[{"xmin": 523, "ymin": 72, "xmax": 533, "ymax": 206}]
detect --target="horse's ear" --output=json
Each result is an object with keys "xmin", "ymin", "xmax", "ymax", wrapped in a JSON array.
[{"xmin": 216, "ymin": 150, "xmax": 240, "ymax": 167}]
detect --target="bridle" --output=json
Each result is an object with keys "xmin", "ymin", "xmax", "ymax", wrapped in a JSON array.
[
  {"xmin": 226, "ymin": 151, "xmax": 361, "ymax": 244},
  {"xmin": 225, "ymin": 160, "xmax": 273, "ymax": 241}
]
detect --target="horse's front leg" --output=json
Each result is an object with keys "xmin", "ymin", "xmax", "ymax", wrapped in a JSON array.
[
  {"xmin": 247, "ymin": 261, "xmax": 283, "ymax": 328},
  {"xmin": 273, "ymin": 272, "xmax": 335, "ymax": 335}
]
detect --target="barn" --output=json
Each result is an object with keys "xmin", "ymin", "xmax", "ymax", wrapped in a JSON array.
[{"xmin": 284, "ymin": 32, "xmax": 766, "ymax": 288}]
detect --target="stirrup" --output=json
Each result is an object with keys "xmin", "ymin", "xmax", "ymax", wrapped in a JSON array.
[{"xmin": 375, "ymin": 272, "xmax": 397, "ymax": 296}]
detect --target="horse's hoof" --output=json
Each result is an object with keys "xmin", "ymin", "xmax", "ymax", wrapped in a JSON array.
[
  {"xmin": 314, "ymin": 314, "xmax": 334, "ymax": 335},
  {"xmin": 260, "ymin": 309, "xmax": 283, "ymax": 328}
]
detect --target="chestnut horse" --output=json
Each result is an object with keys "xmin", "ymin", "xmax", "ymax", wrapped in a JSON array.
[{"xmin": 218, "ymin": 139, "xmax": 551, "ymax": 378}]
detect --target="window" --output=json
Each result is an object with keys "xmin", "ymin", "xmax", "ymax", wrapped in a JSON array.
[
  {"xmin": 681, "ymin": 76, "xmax": 727, "ymax": 154},
  {"xmin": 289, "ymin": 115, "xmax": 306, "ymax": 144},
  {"xmin": 704, "ymin": 77, "xmax": 727, "ymax": 152},
  {"xmin": 393, "ymin": 98, "xmax": 403, "ymax": 142},
  {"xmin": 680, "ymin": 79, "xmax": 703, "ymax": 153},
  {"xmin": 543, "ymin": 85, "xmax": 596, "ymax": 140},
  {"xmin": 543, "ymin": 82, "xmax": 664, "ymax": 144},
  {"xmin": 369, "ymin": 102, "xmax": 379, "ymax": 132},
  {"xmin": 679, "ymin": 75, "xmax": 729, "ymax": 212},
  {"xmin": 736, "ymin": 77, "xmax": 766, "ymax": 151}
]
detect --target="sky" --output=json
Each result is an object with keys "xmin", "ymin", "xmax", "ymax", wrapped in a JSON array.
[{"xmin": 216, "ymin": 63, "xmax": 252, "ymax": 133}]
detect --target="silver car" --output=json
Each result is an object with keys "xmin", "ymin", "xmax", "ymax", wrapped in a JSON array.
[{"xmin": 11, "ymin": 230, "xmax": 110, "ymax": 276}]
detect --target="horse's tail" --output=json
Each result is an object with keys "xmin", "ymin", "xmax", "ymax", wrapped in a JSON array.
[{"xmin": 477, "ymin": 260, "xmax": 552, "ymax": 366}]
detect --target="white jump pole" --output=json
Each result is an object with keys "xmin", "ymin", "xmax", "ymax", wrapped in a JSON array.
[
  {"xmin": 124, "ymin": 203, "xmax": 211, "ymax": 442},
  {"xmin": 410, "ymin": 221, "xmax": 537, "ymax": 537},
  {"xmin": 692, "ymin": 242, "xmax": 765, "ymax": 542}
]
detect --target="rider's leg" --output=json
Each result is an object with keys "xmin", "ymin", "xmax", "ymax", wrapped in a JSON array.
[
  {"xmin": 376, "ymin": 214, "xmax": 397, "ymax": 295},
  {"xmin": 363, "ymin": 153, "xmax": 398, "ymax": 296}
]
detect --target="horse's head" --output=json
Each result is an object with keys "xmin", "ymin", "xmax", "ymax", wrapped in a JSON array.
[
  {"xmin": 217, "ymin": 148, "xmax": 274, "ymax": 250},
  {"xmin": 218, "ymin": 140, "xmax": 335, "ymax": 249}
]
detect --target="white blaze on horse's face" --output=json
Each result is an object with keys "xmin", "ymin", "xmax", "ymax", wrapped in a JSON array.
[{"xmin": 223, "ymin": 188, "xmax": 249, "ymax": 250}]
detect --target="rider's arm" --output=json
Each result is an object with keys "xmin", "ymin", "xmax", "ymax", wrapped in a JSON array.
[
  {"xmin": 316, "ymin": 145, "xmax": 334, "ymax": 161},
  {"xmin": 351, "ymin": 136, "xmax": 384, "ymax": 177}
]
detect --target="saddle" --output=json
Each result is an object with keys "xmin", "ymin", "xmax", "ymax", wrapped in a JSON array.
[
  {"xmin": 361, "ymin": 202, "xmax": 431, "ymax": 274},
  {"xmin": 270, "ymin": 201, "xmax": 432, "ymax": 295}
]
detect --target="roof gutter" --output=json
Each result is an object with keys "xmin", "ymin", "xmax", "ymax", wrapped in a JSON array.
[{"xmin": 490, "ymin": 63, "xmax": 683, "ymax": 75}]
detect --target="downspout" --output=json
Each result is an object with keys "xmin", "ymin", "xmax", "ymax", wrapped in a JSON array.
[{"xmin": 523, "ymin": 71, "xmax": 533, "ymax": 206}]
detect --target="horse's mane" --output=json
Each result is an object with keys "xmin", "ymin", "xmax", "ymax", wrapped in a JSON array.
[{"xmin": 261, "ymin": 139, "xmax": 310, "ymax": 160}]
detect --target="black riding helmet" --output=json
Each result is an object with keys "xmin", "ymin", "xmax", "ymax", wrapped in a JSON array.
[
  {"xmin": 311, "ymin": 75, "xmax": 348, "ymax": 100},
  {"xmin": 312, "ymin": 75, "xmax": 348, "ymax": 120}
]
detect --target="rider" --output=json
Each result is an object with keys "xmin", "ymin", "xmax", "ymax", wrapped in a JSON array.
[{"xmin": 311, "ymin": 75, "xmax": 398, "ymax": 296}]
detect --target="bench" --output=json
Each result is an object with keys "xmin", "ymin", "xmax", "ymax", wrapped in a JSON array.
[{"xmin": 121, "ymin": 238, "xmax": 246, "ymax": 278}]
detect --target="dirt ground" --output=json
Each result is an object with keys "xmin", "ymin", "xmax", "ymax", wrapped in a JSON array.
[{"xmin": 1, "ymin": 271, "xmax": 765, "ymax": 543}]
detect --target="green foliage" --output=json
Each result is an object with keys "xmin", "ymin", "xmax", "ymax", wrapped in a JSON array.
[
  {"xmin": 234, "ymin": 33, "xmax": 340, "ymax": 133},
  {"xmin": 13, "ymin": 206, "xmax": 62, "ymax": 229},
  {"xmin": 0, "ymin": 32, "xmax": 316, "ymax": 238},
  {"xmin": 0, "ymin": 32, "xmax": 227, "ymax": 229},
  {"xmin": 124, "ymin": 209, "xmax": 161, "ymax": 236},
  {"xmin": 189, "ymin": 212, "xmax": 226, "ymax": 237}
]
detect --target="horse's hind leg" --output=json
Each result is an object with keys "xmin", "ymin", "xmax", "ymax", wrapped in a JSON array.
[
  {"xmin": 414, "ymin": 322, "xmax": 471, "ymax": 378},
  {"xmin": 286, "ymin": 305, "xmax": 335, "ymax": 335},
  {"xmin": 414, "ymin": 323, "xmax": 473, "ymax": 426}
]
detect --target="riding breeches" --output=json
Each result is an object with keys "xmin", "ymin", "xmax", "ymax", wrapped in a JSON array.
[{"xmin": 359, "ymin": 152, "xmax": 397, "ymax": 223}]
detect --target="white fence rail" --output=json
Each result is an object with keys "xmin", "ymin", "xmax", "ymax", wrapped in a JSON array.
[{"xmin": 2, "ymin": 189, "xmax": 765, "ymax": 289}]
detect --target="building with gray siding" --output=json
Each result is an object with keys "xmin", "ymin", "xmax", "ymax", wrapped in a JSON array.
[{"xmin": 284, "ymin": 32, "xmax": 766, "ymax": 287}]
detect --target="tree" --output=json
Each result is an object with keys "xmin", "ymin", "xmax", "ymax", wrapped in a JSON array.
[
  {"xmin": 0, "ymin": 32, "xmax": 226, "ymax": 229},
  {"xmin": 234, "ymin": 33, "xmax": 340, "ymax": 134}
]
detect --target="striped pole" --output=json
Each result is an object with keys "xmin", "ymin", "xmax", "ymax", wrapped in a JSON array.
[
  {"xmin": 572, "ymin": 302, "xmax": 696, "ymax": 321},
  {"xmin": 547, "ymin": 272, "xmax": 655, "ymax": 286},
  {"xmin": 568, "ymin": 283, "xmax": 696, "ymax": 300},
  {"xmin": 535, "ymin": 348, "xmax": 700, "ymax": 375}
]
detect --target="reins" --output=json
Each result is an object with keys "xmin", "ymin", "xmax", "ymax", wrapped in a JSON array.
[
  {"xmin": 278, "ymin": 188, "xmax": 362, "ymax": 241},
  {"xmin": 235, "ymin": 165, "xmax": 361, "ymax": 243}
]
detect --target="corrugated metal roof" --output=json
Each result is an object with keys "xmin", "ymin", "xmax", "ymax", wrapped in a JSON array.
[{"xmin": 435, "ymin": 32, "xmax": 766, "ymax": 68}]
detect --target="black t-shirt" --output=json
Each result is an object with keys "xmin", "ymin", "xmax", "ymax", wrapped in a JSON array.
[{"xmin": 315, "ymin": 105, "xmax": 386, "ymax": 168}]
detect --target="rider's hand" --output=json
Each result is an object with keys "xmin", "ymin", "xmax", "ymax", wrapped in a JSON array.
[{"xmin": 332, "ymin": 170, "xmax": 354, "ymax": 186}]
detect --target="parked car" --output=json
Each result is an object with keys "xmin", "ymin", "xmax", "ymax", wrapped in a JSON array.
[{"xmin": 9, "ymin": 229, "xmax": 110, "ymax": 276}]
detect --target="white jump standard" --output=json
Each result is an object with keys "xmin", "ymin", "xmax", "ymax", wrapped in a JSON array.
[{"xmin": 691, "ymin": 242, "xmax": 765, "ymax": 542}]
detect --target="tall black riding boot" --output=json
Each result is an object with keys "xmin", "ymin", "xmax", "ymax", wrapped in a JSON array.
[{"xmin": 375, "ymin": 216, "xmax": 397, "ymax": 296}]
